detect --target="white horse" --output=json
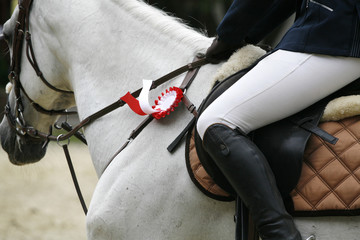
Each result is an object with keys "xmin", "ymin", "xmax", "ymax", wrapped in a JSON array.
[{"xmin": 0, "ymin": 0, "xmax": 359, "ymax": 239}]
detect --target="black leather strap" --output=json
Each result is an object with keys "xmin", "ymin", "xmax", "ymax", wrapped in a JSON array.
[
  {"xmin": 63, "ymin": 144, "xmax": 88, "ymax": 215},
  {"xmin": 167, "ymin": 117, "xmax": 196, "ymax": 153},
  {"xmin": 300, "ymin": 121, "xmax": 338, "ymax": 144}
]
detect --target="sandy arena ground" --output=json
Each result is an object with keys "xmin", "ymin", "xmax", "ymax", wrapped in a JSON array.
[{"xmin": 0, "ymin": 143, "xmax": 98, "ymax": 240}]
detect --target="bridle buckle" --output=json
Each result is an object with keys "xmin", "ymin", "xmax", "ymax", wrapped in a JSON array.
[
  {"xmin": 8, "ymin": 71, "xmax": 16, "ymax": 82},
  {"xmin": 15, "ymin": 117, "xmax": 26, "ymax": 135}
]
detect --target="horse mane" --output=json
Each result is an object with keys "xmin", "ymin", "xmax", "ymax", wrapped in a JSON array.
[{"xmin": 115, "ymin": 0, "xmax": 210, "ymax": 50}]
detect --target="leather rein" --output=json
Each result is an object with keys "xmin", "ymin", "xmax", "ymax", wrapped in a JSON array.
[{"xmin": 5, "ymin": 0, "xmax": 208, "ymax": 215}]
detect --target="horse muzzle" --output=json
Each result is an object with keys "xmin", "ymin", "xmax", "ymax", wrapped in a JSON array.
[{"xmin": 0, "ymin": 116, "xmax": 46, "ymax": 165}]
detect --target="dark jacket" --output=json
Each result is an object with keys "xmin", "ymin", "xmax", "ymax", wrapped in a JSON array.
[{"xmin": 217, "ymin": 0, "xmax": 360, "ymax": 57}]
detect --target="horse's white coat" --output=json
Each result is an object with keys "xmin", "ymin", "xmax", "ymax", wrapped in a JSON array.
[{"xmin": 4, "ymin": 0, "xmax": 360, "ymax": 239}]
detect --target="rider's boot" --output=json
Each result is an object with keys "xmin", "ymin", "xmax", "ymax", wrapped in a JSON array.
[{"xmin": 202, "ymin": 124, "xmax": 301, "ymax": 240}]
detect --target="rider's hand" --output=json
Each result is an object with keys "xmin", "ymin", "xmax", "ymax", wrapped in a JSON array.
[{"xmin": 205, "ymin": 36, "xmax": 245, "ymax": 64}]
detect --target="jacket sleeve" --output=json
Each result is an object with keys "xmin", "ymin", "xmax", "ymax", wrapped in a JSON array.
[{"xmin": 217, "ymin": 0, "xmax": 296, "ymax": 45}]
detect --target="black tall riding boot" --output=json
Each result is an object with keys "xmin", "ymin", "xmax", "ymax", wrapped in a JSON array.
[{"xmin": 202, "ymin": 124, "xmax": 301, "ymax": 240}]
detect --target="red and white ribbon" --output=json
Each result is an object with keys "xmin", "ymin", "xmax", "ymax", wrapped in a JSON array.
[{"xmin": 120, "ymin": 80, "xmax": 183, "ymax": 119}]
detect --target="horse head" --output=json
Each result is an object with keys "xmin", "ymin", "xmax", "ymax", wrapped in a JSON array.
[{"xmin": 0, "ymin": 3, "xmax": 75, "ymax": 165}]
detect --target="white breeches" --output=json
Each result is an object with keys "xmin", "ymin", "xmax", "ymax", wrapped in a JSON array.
[{"xmin": 197, "ymin": 50, "xmax": 360, "ymax": 139}]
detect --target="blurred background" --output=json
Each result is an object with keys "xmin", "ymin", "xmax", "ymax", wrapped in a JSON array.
[
  {"xmin": 0, "ymin": 1, "xmax": 232, "ymax": 239},
  {"xmin": 0, "ymin": 0, "xmax": 13, "ymax": 115}
]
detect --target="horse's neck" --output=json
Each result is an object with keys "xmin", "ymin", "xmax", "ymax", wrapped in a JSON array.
[
  {"xmin": 40, "ymin": 0, "xmax": 216, "ymax": 176},
  {"xmin": 61, "ymin": 0, "xmax": 212, "ymax": 113}
]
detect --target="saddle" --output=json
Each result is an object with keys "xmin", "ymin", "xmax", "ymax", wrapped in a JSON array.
[{"xmin": 185, "ymin": 63, "xmax": 360, "ymax": 216}]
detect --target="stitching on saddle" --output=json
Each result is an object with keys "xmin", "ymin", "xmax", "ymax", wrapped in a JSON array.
[
  {"xmin": 193, "ymin": 163, "xmax": 218, "ymax": 191},
  {"xmin": 303, "ymin": 158, "xmax": 346, "ymax": 209},
  {"xmin": 311, "ymin": 128, "xmax": 353, "ymax": 209},
  {"xmin": 319, "ymin": 174, "xmax": 353, "ymax": 209},
  {"xmin": 292, "ymin": 188, "xmax": 314, "ymax": 210},
  {"xmin": 299, "ymin": 118, "xmax": 360, "ymax": 209},
  {"xmin": 348, "ymin": 189, "xmax": 360, "ymax": 208},
  {"xmin": 298, "ymin": 136, "xmax": 338, "ymax": 188},
  {"xmin": 337, "ymin": 119, "xmax": 360, "ymax": 185},
  {"xmin": 332, "ymin": 119, "xmax": 360, "ymax": 208},
  {"xmin": 297, "ymin": 136, "xmax": 344, "ymax": 209},
  {"xmin": 295, "ymin": 163, "xmax": 318, "ymax": 189},
  {"xmin": 302, "ymin": 121, "xmax": 345, "ymax": 161},
  {"xmin": 294, "ymin": 152, "xmax": 329, "ymax": 210},
  {"xmin": 297, "ymin": 123, "xmax": 346, "ymax": 190},
  {"xmin": 208, "ymin": 183, "xmax": 217, "ymax": 192},
  {"xmin": 303, "ymin": 118, "xmax": 360, "ymax": 183},
  {"xmin": 194, "ymin": 163, "xmax": 202, "ymax": 173}
]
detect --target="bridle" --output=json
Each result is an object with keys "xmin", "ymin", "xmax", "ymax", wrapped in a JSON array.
[
  {"xmin": 6, "ymin": 0, "xmax": 75, "ymax": 142},
  {"xmin": 4, "ymin": 0, "xmax": 208, "ymax": 215}
]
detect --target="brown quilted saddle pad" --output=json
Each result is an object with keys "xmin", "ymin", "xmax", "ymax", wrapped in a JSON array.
[
  {"xmin": 186, "ymin": 129, "xmax": 234, "ymax": 202},
  {"xmin": 186, "ymin": 116, "xmax": 360, "ymax": 216},
  {"xmin": 291, "ymin": 115, "xmax": 360, "ymax": 216}
]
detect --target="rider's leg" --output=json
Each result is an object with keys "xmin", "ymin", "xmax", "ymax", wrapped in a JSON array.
[
  {"xmin": 203, "ymin": 123, "xmax": 301, "ymax": 239},
  {"xmin": 197, "ymin": 50, "xmax": 360, "ymax": 138},
  {"xmin": 197, "ymin": 50, "xmax": 360, "ymax": 239}
]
